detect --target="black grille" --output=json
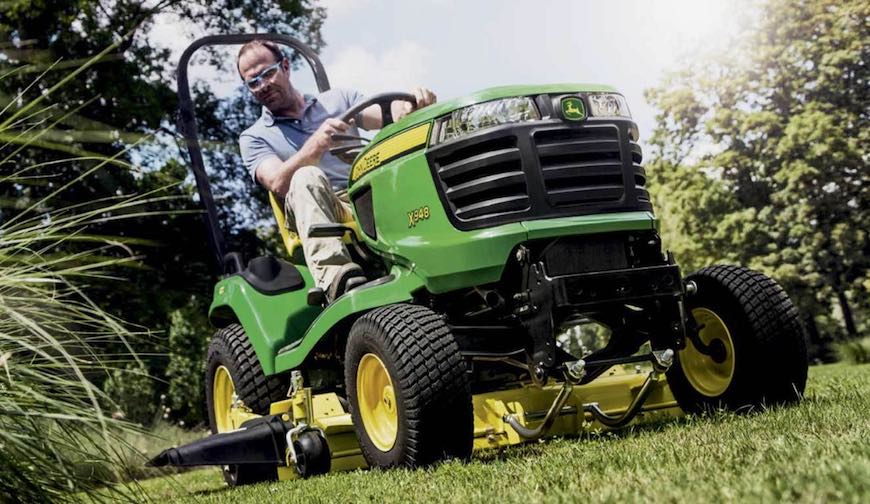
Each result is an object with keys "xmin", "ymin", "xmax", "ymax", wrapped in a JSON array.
[
  {"xmin": 427, "ymin": 116, "xmax": 651, "ymax": 231},
  {"xmin": 433, "ymin": 136, "xmax": 529, "ymax": 221},
  {"xmin": 536, "ymin": 126, "xmax": 625, "ymax": 206}
]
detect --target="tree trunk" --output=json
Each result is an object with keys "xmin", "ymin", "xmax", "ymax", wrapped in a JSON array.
[
  {"xmin": 835, "ymin": 288, "xmax": 858, "ymax": 337},
  {"xmin": 804, "ymin": 314, "xmax": 821, "ymax": 344}
]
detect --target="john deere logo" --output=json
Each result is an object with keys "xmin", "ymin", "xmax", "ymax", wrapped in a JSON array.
[{"xmin": 561, "ymin": 97, "xmax": 586, "ymax": 121}]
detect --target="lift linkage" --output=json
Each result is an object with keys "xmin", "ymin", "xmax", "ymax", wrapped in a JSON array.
[{"xmin": 504, "ymin": 349, "xmax": 674, "ymax": 439}]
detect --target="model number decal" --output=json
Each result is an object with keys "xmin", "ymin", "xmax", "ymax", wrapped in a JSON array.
[{"xmin": 407, "ymin": 206, "xmax": 431, "ymax": 228}]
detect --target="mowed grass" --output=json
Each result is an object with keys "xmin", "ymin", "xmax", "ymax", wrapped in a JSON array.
[{"xmin": 138, "ymin": 364, "xmax": 870, "ymax": 503}]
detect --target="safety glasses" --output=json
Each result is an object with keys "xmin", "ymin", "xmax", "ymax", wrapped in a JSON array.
[{"xmin": 244, "ymin": 58, "xmax": 284, "ymax": 91}]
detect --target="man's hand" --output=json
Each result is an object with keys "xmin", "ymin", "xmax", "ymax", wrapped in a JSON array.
[
  {"xmin": 392, "ymin": 86, "xmax": 437, "ymax": 122},
  {"xmin": 300, "ymin": 117, "xmax": 351, "ymax": 164},
  {"xmin": 255, "ymin": 117, "xmax": 351, "ymax": 196}
]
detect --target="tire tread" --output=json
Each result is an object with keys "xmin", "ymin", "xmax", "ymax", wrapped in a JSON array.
[
  {"xmin": 671, "ymin": 265, "xmax": 808, "ymax": 412},
  {"xmin": 346, "ymin": 304, "xmax": 472, "ymax": 468}
]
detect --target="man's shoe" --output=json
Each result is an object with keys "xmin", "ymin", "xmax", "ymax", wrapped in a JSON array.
[{"xmin": 326, "ymin": 263, "xmax": 366, "ymax": 302}]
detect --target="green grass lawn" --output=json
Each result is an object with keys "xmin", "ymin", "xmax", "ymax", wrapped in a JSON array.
[{"xmin": 137, "ymin": 363, "xmax": 870, "ymax": 503}]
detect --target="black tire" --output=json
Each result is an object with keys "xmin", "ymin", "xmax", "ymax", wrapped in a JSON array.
[
  {"xmin": 344, "ymin": 304, "xmax": 472, "ymax": 468},
  {"xmin": 668, "ymin": 265, "xmax": 808, "ymax": 413},
  {"xmin": 205, "ymin": 323, "xmax": 288, "ymax": 486}
]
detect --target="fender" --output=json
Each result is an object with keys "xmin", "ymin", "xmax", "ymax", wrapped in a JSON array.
[
  {"xmin": 209, "ymin": 265, "xmax": 426, "ymax": 375},
  {"xmin": 209, "ymin": 265, "xmax": 321, "ymax": 376},
  {"xmin": 273, "ymin": 265, "xmax": 426, "ymax": 373}
]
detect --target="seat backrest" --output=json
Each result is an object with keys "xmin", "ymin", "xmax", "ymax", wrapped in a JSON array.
[
  {"xmin": 268, "ymin": 192, "xmax": 303, "ymax": 259},
  {"xmin": 268, "ymin": 192, "xmax": 361, "ymax": 264}
]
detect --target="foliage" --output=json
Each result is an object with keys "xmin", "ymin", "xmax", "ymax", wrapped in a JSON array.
[
  {"xmin": 837, "ymin": 337, "xmax": 870, "ymax": 365},
  {"xmin": 0, "ymin": 169, "xmax": 154, "ymax": 501},
  {"xmin": 556, "ymin": 321, "xmax": 610, "ymax": 358},
  {"xmin": 138, "ymin": 363, "xmax": 870, "ymax": 502},
  {"xmin": 104, "ymin": 363, "xmax": 158, "ymax": 424},
  {"xmin": 644, "ymin": 0, "xmax": 868, "ymax": 347},
  {"xmin": 0, "ymin": 1, "xmax": 326, "ymax": 416},
  {"xmin": 165, "ymin": 299, "xmax": 212, "ymax": 425}
]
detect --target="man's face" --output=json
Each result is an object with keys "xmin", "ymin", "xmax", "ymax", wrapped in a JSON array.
[{"xmin": 238, "ymin": 46, "xmax": 292, "ymax": 111}]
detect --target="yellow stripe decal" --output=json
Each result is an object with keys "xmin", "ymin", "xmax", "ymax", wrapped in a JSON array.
[{"xmin": 350, "ymin": 123, "xmax": 431, "ymax": 183}]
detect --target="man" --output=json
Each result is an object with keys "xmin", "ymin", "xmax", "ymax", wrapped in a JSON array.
[{"xmin": 237, "ymin": 40, "xmax": 436, "ymax": 301}]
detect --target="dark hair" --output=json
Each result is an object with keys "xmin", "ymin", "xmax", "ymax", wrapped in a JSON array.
[{"xmin": 236, "ymin": 39, "xmax": 285, "ymax": 76}]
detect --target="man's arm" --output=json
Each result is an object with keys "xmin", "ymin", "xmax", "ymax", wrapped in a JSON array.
[
  {"xmin": 253, "ymin": 118, "xmax": 350, "ymax": 196},
  {"xmin": 357, "ymin": 86, "xmax": 437, "ymax": 130}
]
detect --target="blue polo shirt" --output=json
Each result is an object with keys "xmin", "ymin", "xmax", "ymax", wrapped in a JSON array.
[{"xmin": 239, "ymin": 88, "xmax": 364, "ymax": 190}]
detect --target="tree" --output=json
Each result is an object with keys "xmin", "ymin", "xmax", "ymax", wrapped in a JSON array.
[
  {"xmin": 0, "ymin": 0, "xmax": 326, "ymax": 423},
  {"xmin": 644, "ymin": 0, "xmax": 868, "ymax": 347}
]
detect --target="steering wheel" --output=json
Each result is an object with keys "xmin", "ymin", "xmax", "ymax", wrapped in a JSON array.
[
  {"xmin": 339, "ymin": 91, "xmax": 417, "ymax": 127},
  {"xmin": 330, "ymin": 92, "xmax": 418, "ymax": 164}
]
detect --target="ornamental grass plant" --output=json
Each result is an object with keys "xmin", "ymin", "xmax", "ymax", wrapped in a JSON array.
[
  {"xmin": 0, "ymin": 49, "xmax": 170, "ymax": 503},
  {"xmin": 0, "ymin": 188, "xmax": 160, "ymax": 503}
]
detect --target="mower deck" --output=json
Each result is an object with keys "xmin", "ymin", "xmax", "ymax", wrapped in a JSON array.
[{"xmin": 254, "ymin": 368, "xmax": 679, "ymax": 480}]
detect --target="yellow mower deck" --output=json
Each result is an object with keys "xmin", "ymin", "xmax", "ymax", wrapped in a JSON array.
[{"xmin": 223, "ymin": 368, "xmax": 680, "ymax": 480}]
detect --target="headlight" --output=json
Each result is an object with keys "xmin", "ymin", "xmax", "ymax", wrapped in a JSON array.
[
  {"xmin": 587, "ymin": 93, "xmax": 631, "ymax": 119},
  {"xmin": 434, "ymin": 97, "xmax": 540, "ymax": 144}
]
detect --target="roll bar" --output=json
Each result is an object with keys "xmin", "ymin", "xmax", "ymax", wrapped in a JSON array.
[{"xmin": 175, "ymin": 34, "xmax": 330, "ymax": 272}]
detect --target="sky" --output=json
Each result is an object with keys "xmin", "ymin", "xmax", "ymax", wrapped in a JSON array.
[
  {"xmin": 155, "ymin": 0, "xmax": 752, "ymax": 142},
  {"xmin": 309, "ymin": 0, "xmax": 748, "ymax": 141}
]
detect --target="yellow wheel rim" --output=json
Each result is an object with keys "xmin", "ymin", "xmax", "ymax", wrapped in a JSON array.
[
  {"xmin": 680, "ymin": 307, "xmax": 736, "ymax": 397},
  {"xmin": 213, "ymin": 365, "xmax": 236, "ymax": 433},
  {"xmin": 356, "ymin": 353, "xmax": 398, "ymax": 451}
]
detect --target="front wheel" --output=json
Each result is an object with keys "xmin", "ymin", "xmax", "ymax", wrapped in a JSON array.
[
  {"xmin": 668, "ymin": 265, "xmax": 808, "ymax": 413},
  {"xmin": 344, "ymin": 304, "xmax": 472, "ymax": 468},
  {"xmin": 205, "ymin": 324, "xmax": 288, "ymax": 486}
]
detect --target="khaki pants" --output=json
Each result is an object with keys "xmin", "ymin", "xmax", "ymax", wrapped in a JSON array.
[{"xmin": 284, "ymin": 165, "xmax": 353, "ymax": 290}]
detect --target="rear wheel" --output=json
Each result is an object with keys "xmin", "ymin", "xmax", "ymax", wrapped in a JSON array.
[
  {"xmin": 668, "ymin": 265, "xmax": 808, "ymax": 413},
  {"xmin": 345, "ymin": 304, "xmax": 472, "ymax": 468},
  {"xmin": 205, "ymin": 323, "xmax": 288, "ymax": 486}
]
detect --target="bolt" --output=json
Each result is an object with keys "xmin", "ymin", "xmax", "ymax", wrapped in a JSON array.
[
  {"xmin": 513, "ymin": 292, "xmax": 530, "ymax": 302},
  {"xmin": 685, "ymin": 280, "xmax": 698, "ymax": 295},
  {"xmin": 567, "ymin": 359, "xmax": 586, "ymax": 381},
  {"xmin": 532, "ymin": 365, "xmax": 548, "ymax": 385},
  {"xmin": 515, "ymin": 246, "xmax": 528, "ymax": 263},
  {"xmin": 653, "ymin": 348, "xmax": 675, "ymax": 370}
]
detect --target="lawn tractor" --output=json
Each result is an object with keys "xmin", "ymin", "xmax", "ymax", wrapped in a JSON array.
[{"xmin": 149, "ymin": 34, "xmax": 809, "ymax": 485}]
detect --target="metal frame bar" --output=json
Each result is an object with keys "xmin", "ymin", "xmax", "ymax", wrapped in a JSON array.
[{"xmin": 175, "ymin": 33, "xmax": 330, "ymax": 272}]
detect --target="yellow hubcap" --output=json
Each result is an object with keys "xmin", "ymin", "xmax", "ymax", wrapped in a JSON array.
[
  {"xmin": 680, "ymin": 307, "xmax": 736, "ymax": 397},
  {"xmin": 213, "ymin": 365, "xmax": 236, "ymax": 433},
  {"xmin": 357, "ymin": 353, "xmax": 398, "ymax": 451}
]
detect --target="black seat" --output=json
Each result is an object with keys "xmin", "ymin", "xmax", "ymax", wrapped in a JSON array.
[{"xmin": 239, "ymin": 255, "xmax": 305, "ymax": 295}]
